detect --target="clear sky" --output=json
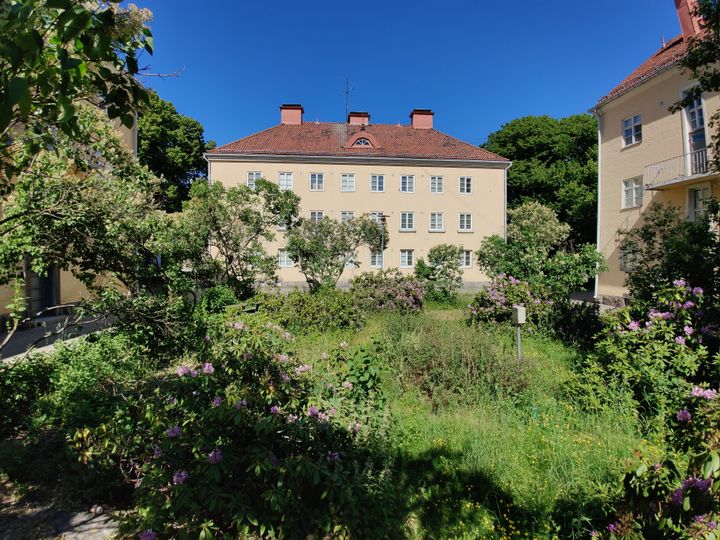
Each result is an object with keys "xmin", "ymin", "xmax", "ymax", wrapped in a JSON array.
[{"xmin": 135, "ymin": 0, "xmax": 683, "ymax": 147}]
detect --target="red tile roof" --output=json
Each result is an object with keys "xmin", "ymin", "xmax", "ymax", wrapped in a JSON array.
[
  {"xmin": 596, "ymin": 34, "xmax": 689, "ymax": 107},
  {"xmin": 208, "ymin": 123, "xmax": 509, "ymax": 162}
]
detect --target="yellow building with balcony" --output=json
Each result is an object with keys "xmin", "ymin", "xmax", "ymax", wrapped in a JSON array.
[{"xmin": 593, "ymin": 0, "xmax": 720, "ymax": 304}]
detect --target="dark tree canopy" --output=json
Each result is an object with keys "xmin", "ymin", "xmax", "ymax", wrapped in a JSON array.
[
  {"xmin": 137, "ymin": 89, "xmax": 215, "ymax": 211},
  {"xmin": 482, "ymin": 114, "xmax": 598, "ymax": 246}
]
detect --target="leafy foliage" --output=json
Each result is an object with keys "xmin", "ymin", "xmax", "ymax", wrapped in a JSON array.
[
  {"xmin": 0, "ymin": 0, "xmax": 153, "ymax": 191},
  {"xmin": 350, "ymin": 269, "xmax": 425, "ymax": 313},
  {"xmin": 415, "ymin": 244, "xmax": 464, "ymax": 302},
  {"xmin": 286, "ymin": 215, "xmax": 387, "ymax": 292},
  {"xmin": 137, "ymin": 89, "xmax": 216, "ymax": 211},
  {"xmin": 482, "ymin": 114, "xmax": 598, "ymax": 245},
  {"xmin": 467, "ymin": 274, "xmax": 549, "ymax": 327}
]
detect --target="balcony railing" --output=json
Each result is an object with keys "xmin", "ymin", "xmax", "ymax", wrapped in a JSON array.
[{"xmin": 644, "ymin": 147, "xmax": 710, "ymax": 188}]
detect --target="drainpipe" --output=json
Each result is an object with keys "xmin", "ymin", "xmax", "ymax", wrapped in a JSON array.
[{"xmin": 594, "ymin": 112, "xmax": 603, "ymax": 302}]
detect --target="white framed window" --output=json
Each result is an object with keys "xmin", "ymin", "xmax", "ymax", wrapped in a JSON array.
[
  {"xmin": 369, "ymin": 211, "xmax": 384, "ymax": 224},
  {"xmin": 278, "ymin": 249, "xmax": 293, "ymax": 268},
  {"xmin": 344, "ymin": 254, "xmax": 356, "ymax": 268},
  {"xmin": 341, "ymin": 173, "xmax": 356, "ymax": 192},
  {"xmin": 460, "ymin": 176, "xmax": 472, "ymax": 194},
  {"xmin": 370, "ymin": 251, "xmax": 383, "ymax": 268},
  {"xmin": 688, "ymin": 184, "xmax": 712, "ymax": 221},
  {"xmin": 622, "ymin": 177, "xmax": 643, "ymax": 209},
  {"xmin": 400, "ymin": 249, "xmax": 414, "ymax": 268},
  {"xmin": 400, "ymin": 212, "xmax": 415, "ymax": 231},
  {"xmin": 310, "ymin": 173, "xmax": 324, "ymax": 191},
  {"xmin": 247, "ymin": 171, "xmax": 261, "ymax": 189},
  {"xmin": 400, "ymin": 175, "xmax": 414, "ymax": 193},
  {"xmin": 459, "ymin": 250, "xmax": 472, "ymax": 268},
  {"xmin": 371, "ymin": 174, "xmax": 385, "ymax": 192},
  {"xmin": 310, "ymin": 211, "xmax": 324, "ymax": 222},
  {"xmin": 430, "ymin": 176, "xmax": 444, "ymax": 193},
  {"xmin": 429, "ymin": 212, "xmax": 444, "ymax": 231},
  {"xmin": 340, "ymin": 211, "xmax": 354, "ymax": 223},
  {"xmin": 622, "ymin": 115, "xmax": 642, "ymax": 146},
  {"xmin": 459, "ymin": 213, "xmax": 473, "ymax": 231},
  {"xmin": 279, "ymin": 172, "xmax": 294, "ymax": 191},
  {"xmin": 619, "ymin": 249, "xmax": 636, "ymax": 273},
  {"xmin": 277, "ymin": 217, "xmax": 288, "ymax": 231}
]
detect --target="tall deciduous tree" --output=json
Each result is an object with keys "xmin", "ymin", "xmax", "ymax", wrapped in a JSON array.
[
  {"xmin": 482, "ymin": 114, "xmax": 598, "ymax": 246},
  {"xmin": 671, "ymin": 0, "xmax": 720, "ymax": 171},
  {"xmin": 0, "ymin": 0, "xmax": 153, "ymax": 192},
  {"xmin": 286, "ymin": 216, "xmax": 387, "ymax": 292},
  {"xmin": 137, "ymin": 90, "xmax": 216, "ymax": 211}
]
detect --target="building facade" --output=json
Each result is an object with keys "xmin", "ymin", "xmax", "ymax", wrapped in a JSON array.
[
  {"xmin": 206, "ymin": 106, "xmax": 510, "ymax": 288},
  {"xmin": 593, "ymin": 0, "xmax": 719, "ymax": 304}
]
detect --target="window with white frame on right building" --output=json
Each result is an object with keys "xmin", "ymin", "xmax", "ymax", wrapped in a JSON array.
[
  {"xmin": 340, "ymin": 173, "xmax": 356, "ymax": 192},
  {"xmin": 340, "ymin": 211, "xmax": 354, "ymax": 223},
  {"xmin": 371, "ymin": 174, "xmax": 384, "ymax": 192},
  {"xmin": 430, "ymin": 176, "xmax": 444, "ymax": 193},
  {"xmin": 400, "ymin": 212, "xmax": 415, "ymax": 231},
  {"xmin": 310, "ymin": 210, "xmax": 324, "ymax": 222},
  {"xmin": 400, "ymin": 175, "xmax": 414, "ymax": 193},
  {"xmin": 688, "ymin": 185, "xmax": 712, "ymax": 221},
  {"xmin": 459, "ymin": 250, "xmax": 472, "ymax": 268},
  {"xmin": 247, "ymin": 171, "xmax": 261, "ymax": 189},
  {"xmin": 460, "ymin": 176, "xmax": 472, "ymax": 194},
  {"xmin": 278, "ymin": 249, "xmax": 293, "ymax": 268},
  {"xmin": 400, "ymin": 249, "xmax": 414, "ymax": 268},
  {"xmin": 310, "ymin": 172, "xmax": 324, "ymax": 191},
  {"xmin": 622, "ymin": 114, "xmax": 642, "ymax": 146},
  {"xmin": 370, "ymin": 251, "xmax": 383, "ymax": 268},
  {"xmin": 622, "ymin": 177, "xmax": 643, "ymax": 209},
  {"xmin": 459, "ymin": 213, "xmax": 473, "ymax": 231},
  {"xmin": 279, "ymin": 172, "xmax": 294, "ymax": 191},
  {"xmin": 429, "ymin": 212, "xmax": 444, "ymax": 231}
]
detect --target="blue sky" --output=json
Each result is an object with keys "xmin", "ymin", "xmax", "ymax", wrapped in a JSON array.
[{"xmin": 136, "ymin": 1, "xmax": 682, "ymax": 147}]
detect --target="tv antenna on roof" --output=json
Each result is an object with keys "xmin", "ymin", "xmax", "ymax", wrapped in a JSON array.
[{"xmin": 344, "ymin": 78, "xmax": 353, "ymax": 119}]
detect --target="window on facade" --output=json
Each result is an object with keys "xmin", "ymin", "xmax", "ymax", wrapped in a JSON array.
[
  {"xmin": 277, "ymin": 217, "xmax": 288, "ymax": 231},
  {"xmin": 689, "ymin": 185, "xmax": 712, "ymax": 221},
  {"xmin": 370, "ymin": 251, "xmax": 383, "ymax": 268},
  {"xmin": 353, "ymin": 138, "xmax": 371, "ymax": 147},
  {"xmin": 369, "ymin": 211, "xmax": 384, "ymax": 224},
  {"xmin": 685, "ymin": 93, "xmax": 707, "ymax": 170},
  {"xmin": 279, "ymin": 172, "xmax": 294, "ymax": 191},
  {"xmin": 460, "ymin": 176, "xmax": 472, "ymax": 194},
  {"xmin": 371, "ymin": 174, "xmax": 385, "ymax": 192},
  {"xmin": 278, "ymin": 249, "xmax": 293, "ymax": 268},
  {"xmin": 430, "ymin": 176, "xmax": 444, "ymax": 193},
  {"xmin": 247, "ymin": 171, "xmax": 261, "ymax": 189},
  {"xmin": 400, "ymin": 249, "xmax": 414, "ymax": 268},
  {"xmin": 619, "ymin": 249, "xmax": 636, "ymax": 273},
  {"xmin": 400, "ymin": 212, "xmax": 415, "ymax": 231},
  {"xmin": 429, "ymin": 212, "xmax": 444, "ymax": 231},
  {"xmin": 310, "ymin": 211, "xmax": 324, "ymax": 222},
  {"xmin": 401, "ymin": 175, "xmax": 415, "ymax": 193},
  {"xmin": 341, "ymin": 173, "xmax": 356, "ymax": 192},
  {"xmin": 340, "ymin": 211, "xmax": 354, "ymax": 223},
  {"xmin": 622, "ymin": 177, "xmax": 643, "ymax": 209},
  {"xmin": 622, "ymin": 115, "xmax": 642, "ymax": 146},
  {"xmin": 344, "ymin": 254, "xmax": 356, "ymax": 268},
  {"xmin": 459, "ymin": 250, "xmax": 472, "ymax": 268},
  {"xmin": 310, "ymin": 173, "xmax": 324, "ymax": 191},
  {"xmin": 459, "ymin": 213, "xmax": 473, "ymax": 231}
]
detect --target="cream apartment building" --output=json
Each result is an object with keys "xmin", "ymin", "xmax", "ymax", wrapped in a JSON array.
[
  {"xmin": 206, "ymin": 105, "xmax": 510, "ymax": 288},
  {"xmin": 593, "ymin": 0, "xmax": 720, "ymax": 305}
]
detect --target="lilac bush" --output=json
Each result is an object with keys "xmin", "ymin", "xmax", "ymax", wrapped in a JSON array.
[
  {"xmin": 466, "ymin": 274, "xmax": 550, "ymax": 326},
  {"xmin": 350, "ymin": 269, "xmax": 425, "ymax": 313}
]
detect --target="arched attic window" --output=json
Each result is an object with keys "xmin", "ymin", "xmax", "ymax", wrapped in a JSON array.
[{"xmin": 353, "ymin": 138, "xmax": 372, "ymax": 147}]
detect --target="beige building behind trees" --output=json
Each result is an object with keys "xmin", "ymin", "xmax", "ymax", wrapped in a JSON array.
[
  {"xmin": 206, "ymin": 105, "xmax": 510, "ymax": 288},
  {"xmin": 593, "ymin": 0, "xmax": 720, "ymax": 304}
]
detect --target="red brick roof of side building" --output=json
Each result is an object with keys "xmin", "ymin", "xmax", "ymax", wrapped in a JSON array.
[
  {"xmin": 208, "ymin": 122, "xmax": 509, "ymax": 162},
  {"xmin": 595, "ymin": 34, "xmax": 690, "ymax": 108}
]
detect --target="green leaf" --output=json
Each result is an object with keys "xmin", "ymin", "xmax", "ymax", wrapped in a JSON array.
[{"xmin": 6, "ymin": 78, "xmax": 29, "ymax": 107}]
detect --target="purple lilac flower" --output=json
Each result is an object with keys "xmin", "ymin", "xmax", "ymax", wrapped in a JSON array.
[
  {"xmin": 342, "ymin": 381, "xmax": 353, "ymax": 389},
  {"xmin": 203, "ymin": 335, "xmax": 211, "ymax": 342},
  {"xmin": 701, "ymin": 325, "xmax": 711, "ymax": 335},
  {"xmin": 317, "ymin": 412, "xmax": 329, "ymax": 422},
  {"xmin": 677, "ymin": 409, "xmax": 692, "ymax": 423},
  {"xmin": 189, "ymin": 369, "xmax": 199, "ymax": 378},
  {"xmin": 675, "ymin": 336, "xmax": 686, "ymax": 346},
  {"xmin": 279, "ymin": 372, "xmax": 291, "ymax": 383},
  {"xmin": 693, "ymin": 287, "xmax": 704, "ymax": 295},
  {"xmin": 607, "ymin": 522, "xmax": 619, "ymax": 533},
  {"xmin": 326, "ymin": 451, "xmax": 340, "ymax": 462},
  {"xmin": 211, "ymin": 396, "xmax": 223, "ymax": 407},
  {"xmin": 139, "ymin": 530, "xmax": 157, "ymax": 540},
  {"xmin": 233, "ymin": 321, "xmax": 247, "ymax": 330},
  {"xmin": 172, "ymin": 470, "xmax": 189, "ymax": 485},
  {"xmin": 287, "ymin": 414, "xmax": 298, "ymax": 423},
  {"xmin": 628, "ymin": 320, "xmax": 640, "ymax": 331},
  {"xmin": 674, "ymin": 279, "xmax": 687, "ymax": 288},
  {"xmin": 235, "ymin": 399, "xmax": 247, "ymax": 409},
  {"xmin": 682, "ymin": 477, "xmax": 712, "ymax": 493},
  {"xmin": 166, "ymin": 425, "xmax": 182, "ymax": 438},
  {"xmin": 710, "ymin": 521, "xmax": 717, "ymax": 530},
  {"xmin": 202, "ymin": 362, "xmax": 214, "ymax": 374},
  {"xmin": 152, "ymin": 446, "xmax": 162, "ymax": 459},
  {"xmin": 276, "ymin": 353, "xmax": 289, "ymax": 363},
  {"xmin": 652, "ymin": 462, "xmax": 662, "ymax": 471},
  {"xmin": 176, "ymin": 365, "xmax": 191, "ymax": 377},
  {"xmin": 295, "ymin": 364, "xmax": 312, "ymax": 375},
  {"xmin": 349, "ymin": 421, "xmax": 361, "ymax": 433},
  {"xmin": 270, "ymin": 405, "xmax": 280, "ymax": 415},
  {"xmin": 692, "ymin": 386, "xmax": 718, "ymax": 399},
  {"xmin": 670, "ymin": 488, "xmax": 684, "ymax": 506},
  {"xmin": 328, "ymin": 407, "xmax": 336, "ymax": 417},
  {"xmin": 683, "ymin": 300, "xmax": 695, "ymax": 309},
  {"xmin": 684, "ymin": 325, "xmax": 695, "ymax": 336},
  {"xmin": 694, "ymin": 515, "xmax": 707, "ymax": 523},
  {"xmin": 283, "ymin": 332, "xmax": 294, "ymax": 341},
  {"xmin": 308, "ymin": 405, "xmax": 319, "ymax": 418},
  {"xmin": 208, "ymin": 449, "xmax": 223, "ymax": 464}
]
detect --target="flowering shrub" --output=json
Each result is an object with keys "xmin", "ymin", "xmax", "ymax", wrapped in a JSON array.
[
  {"xmin": 71, "ymin": 318, "xmax": 394, "ymax": 538},
  {"xmin": 466, "ymin": 274, "xmax": 550, "ymax": 326},
  {"xmin": 414, "ymin": 244, "xmax": 464, "ymax": 302},
  {"xmin": 350, "ymin": 269, "xmax": 425, "ymax": 313}
]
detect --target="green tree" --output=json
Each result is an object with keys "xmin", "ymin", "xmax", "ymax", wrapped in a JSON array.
[
  {"xmin": 137, "ymin": 89, "xmax": 216, "ymax": 211},
  {"xmin": 482, "ymin": 114, "xmax": 598, "ymax": 246},
  {"xmin": 0, "ymin": 0, "xmax": 153, "ymax": 192},
  {"xmin": 671, "ymin": 0, "xmax": 720, "ymax": 171},
  {"xmin": 177, "ymin": 179, "xmax": 300, "ymax": 299},
  {"xmin": 286, "ymin": 215, "xmax": 387, "ymax": 292},
  {"xmin": 415, "ymin": 244, "xmax": 464, "ymax": 302}
]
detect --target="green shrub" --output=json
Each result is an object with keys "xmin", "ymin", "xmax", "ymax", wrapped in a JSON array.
[
  {"xmin": 245, "ymin": 288, "xmax": 365, "ymax": 333},
  {"xmin": 540, "ymin": 299, "xmax": 603, "ymax": 351},
  {"xmin": 350, "ymin": 269, "xmax": 425, "ymax": 313},
  {"xmin": 72, "ymin": 318, "xmax": 397, "ymax": 539},
  {"xmin": 415, "ymin": 244, "xmax": 464, "ymax": 302},
  {"xmin": 0, "ymin": 354, "xmax": 54, "ymax": 436},
  {"xmin": 467, "ymin": 274, "xmax": 550, "ymax": 327},
  {"xmin": 197, "ymin": 284, "xmax": 238, "ymax": 314}
]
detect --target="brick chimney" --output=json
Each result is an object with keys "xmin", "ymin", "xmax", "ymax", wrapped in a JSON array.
[
  {"xmin": 410, "ymin": 109, "xmax": 434, "ymax": 129},
  {"xmin": 675, "ymin": 0, "xmax": 702, "ymax": 40},
  {"xmin": 348, "ymin": 111, "xmax": 370, "ymax": 125},
  {"xmin": 280, "ymin": 104, "xmax": 303, "ymax": 125}
]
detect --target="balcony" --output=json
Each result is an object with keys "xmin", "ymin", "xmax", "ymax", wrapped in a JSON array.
[{"xmin": 644, "ymin": 148, "xmax": 712, "ymax": 190}]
